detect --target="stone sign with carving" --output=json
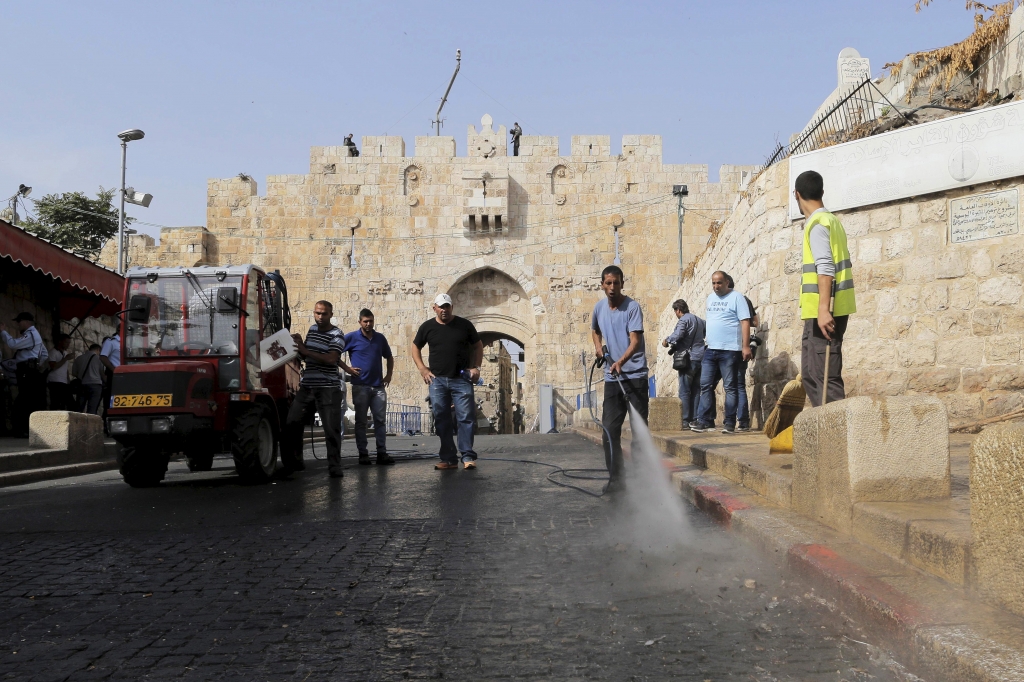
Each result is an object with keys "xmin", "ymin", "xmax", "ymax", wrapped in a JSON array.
[
  {"xmin": 549, "ymin": 276, "xmax": 602, "ymax": 292},
  {"xmin": 790, "ymin": 99, "xmax": 1024, "ymax": 219},
  {"xmin": 950, "ymin": 189, "xmax": 1019, "ymax": 244}
]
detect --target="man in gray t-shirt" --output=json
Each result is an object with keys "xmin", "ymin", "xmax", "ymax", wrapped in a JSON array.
[{"xmin": 590, "ymin": 265, "xmax": 649, "ymax": 493}]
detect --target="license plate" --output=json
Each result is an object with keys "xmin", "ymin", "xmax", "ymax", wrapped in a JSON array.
[{"xmin": 111, "ymin": 394, "xmax": 173, "ymax": 408}]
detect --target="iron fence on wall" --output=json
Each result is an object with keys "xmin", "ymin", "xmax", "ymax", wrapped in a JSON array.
[{"xmin": 754, "ymin": 78, "xmax": 907, "ymax": 178}]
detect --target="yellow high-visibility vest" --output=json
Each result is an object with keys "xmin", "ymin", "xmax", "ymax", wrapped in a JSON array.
[{"xmin": 800, "ymin": 210, "xmax": 856, "ymax": 320}]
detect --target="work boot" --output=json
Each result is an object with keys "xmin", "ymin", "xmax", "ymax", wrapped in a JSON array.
[
  {"xmin": 603, "ymin": 477, "xmax": 625, "ymax": 495},
  {"xmin": 376, "ymin": 453, "xmax": 395, "ymax": 465},
  {"xmin": 358, "ymin": 453, "xmax": 373, "ymax": 465}
]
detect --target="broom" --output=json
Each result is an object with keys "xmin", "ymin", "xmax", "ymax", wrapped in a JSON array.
[{"xmin": 763, "ymin": 374, "xmax": 806, "ymax": 439}]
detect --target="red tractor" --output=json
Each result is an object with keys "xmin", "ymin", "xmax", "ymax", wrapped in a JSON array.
[{"xmin": 106, "ymin": 265, "xmax": 299, "ymax": 487}]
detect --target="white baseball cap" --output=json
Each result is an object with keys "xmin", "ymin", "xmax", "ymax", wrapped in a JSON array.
[{"xmin": 433, "ymin": 293, "xmax": 453, "ymax": 307}]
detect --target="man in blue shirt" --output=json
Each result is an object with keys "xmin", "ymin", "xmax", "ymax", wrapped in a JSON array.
[
  {"xmin": 0, "ymin": 312, "xmax": 47, "ymax": 437},
  {"xmin": 344, "ymin": 309, "xmax": 395, "ymax": 465},
  {"xmin": 591, "ymin": 265, "xmax": 649, "ymax": 492},
  {"xmin": 691, "ymin": 271, "xmax": 752, "ymax": 434}
]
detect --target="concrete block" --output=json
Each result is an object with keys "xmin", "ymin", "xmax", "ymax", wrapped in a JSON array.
[
  {"xmin": 647, "ymin": 397, "xmax": 683, "ymax": 432},
  {"xmin": 970, "ymin": 423, "xmax": 1024, "ymax": 617},
  {"xmin": 792, "ymin": 396, "xmax": 951, "ymax": 534},
  {"xmin": 29, "ymin": 411, "xmax": 106, "ymax": 460}
]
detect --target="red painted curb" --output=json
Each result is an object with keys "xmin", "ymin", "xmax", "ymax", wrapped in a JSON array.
[
  {"xmin": 692, "ymin": 484, "xmax": 752, "ymax": 526},
  {"xmin": 788, "ymin": 543, "xmax": 933, "ymax": 644}
]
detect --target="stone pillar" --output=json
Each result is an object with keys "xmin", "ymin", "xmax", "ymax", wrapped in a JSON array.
[
  {"xmin": 970, "ymin": 423, "xmax": 1024, "ymax": 617},
  {"xmin": 29, "ymin": 411, "xmax": 106, "ymax": 460},
  {"xmin": 647, "ymin": 397, "xmax": 684, "ymax": 432},
  {"xmin": 792, "ymin": 396, "xmax": 950, "ymax": 534}
]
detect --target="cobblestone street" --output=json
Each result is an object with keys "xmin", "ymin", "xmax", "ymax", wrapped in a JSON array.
[{"xmin": 0, "ymin": 434, "xmax": 918, "ymax": 681}]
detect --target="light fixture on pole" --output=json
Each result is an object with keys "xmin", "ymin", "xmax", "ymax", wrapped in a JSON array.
[
  {"xmin": 673, "ymin": 184, "xmax": 689, "ymax": 285},
  {"xmin": 3, "ymin": 184, "xmax": 32, "ymax": 225},
  {"xmin": 117, "ymin": 129, "xmax": 147, "ymax": 274}
]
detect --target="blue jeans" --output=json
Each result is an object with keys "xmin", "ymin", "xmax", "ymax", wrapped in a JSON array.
[
  {"xmin": 676, "ymin": 360, "xmax": 702, "ymax": 423},
  {"xmin": 696, "ymin": 349, "xmax": 741, "ymax": 429},
  {"xmin": 735, "ymin": 360, "xmax": 750, "ymax": 428},
  {"xmin": 352, "ymin": 384, "xmax": 388, "ymax": 456},
  {"xmin": 429, "ymin": 376, "xmax": 477, "ymax": 464}
]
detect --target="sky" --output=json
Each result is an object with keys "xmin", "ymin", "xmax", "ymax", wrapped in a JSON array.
[{"xmin": 1, "ymin": 0, "xmax": 979, "ymax": 238}]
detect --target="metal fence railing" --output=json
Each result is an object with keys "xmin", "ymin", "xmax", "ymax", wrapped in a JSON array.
[
  {"xmin": 385, "ymin": 404, "xmax": 433, "ymax": 435},
  {"xmin": 754, "ymin": 78, "xmax": 908, "ymax": 179}
]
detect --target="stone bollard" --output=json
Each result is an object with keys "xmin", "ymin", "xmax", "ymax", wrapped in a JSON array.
[
  {"xmin": 29, "ymin": 411, "xmax": 106, "ymax": 460},
  {"xmin": 970, "ymin": 423, "xmax": 1024, "ymax": 617},
  {"xmin": 647, "ymin": 397, "xmax": 684, "ymax": 432},
  {"xmin": 792, "ymin": 396, "xmax": 950, "ymax": 534}
]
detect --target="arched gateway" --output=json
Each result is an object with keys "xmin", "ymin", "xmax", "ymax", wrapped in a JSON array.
[{"xmin": 110, "ymin": 114, "xmax": 753, "ymax": 431}]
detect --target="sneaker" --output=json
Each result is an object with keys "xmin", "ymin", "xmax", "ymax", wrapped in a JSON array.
[
  {"xmin": 376, "ymin": 453, "xmax": 395, "ymax": 465},
  {"xmin": 721, "ymin": 426, "xmax": 736, "ymax": 434},
  {"xmin": 736, "ymin": 425, "xmax": 751, "ymax": 433},
  {"xmin": 689, "ymin": 423, "xmax": 711, "ymax": 433},
  {"xmin": 358, "ymin": 454, "xmax": 373, "ymax": 465},
  {"xmin": 329, "ymin": 470, "xmax": 344, "ymax": 478},
  {"xmin": 434, "ymin": 462, "xmax": 458, "ymax": 470},
  {"xmin": 681, "ymin": 420, "xmax": 690, "ymax": 430},
  {"xmin": 463, "ymin": 460, "xmax": 477, "ymax": 470}
]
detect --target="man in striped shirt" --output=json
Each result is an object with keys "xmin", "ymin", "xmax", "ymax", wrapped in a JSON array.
[{"xmin": 282, "ymin": 300, "xmax": 347, "ymax": 477}]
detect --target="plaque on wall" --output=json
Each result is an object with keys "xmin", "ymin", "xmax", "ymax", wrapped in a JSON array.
[{"xmin": 949, "ymin": 188, "xmax": 1019, "ymax": 244}]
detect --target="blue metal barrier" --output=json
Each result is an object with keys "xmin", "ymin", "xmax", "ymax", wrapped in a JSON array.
[{"xmin": 385, "ymin": 404, "xmax": 433, "ymax": 435}]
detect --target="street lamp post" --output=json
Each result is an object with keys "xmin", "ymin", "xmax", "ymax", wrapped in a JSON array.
[
  {"xmin": 673, "ymin": 184, "xmax": 689, "ymax": 285},
  {"xmin": 116, "ymin": 129, "xmax": 145, "ymax": 274}
]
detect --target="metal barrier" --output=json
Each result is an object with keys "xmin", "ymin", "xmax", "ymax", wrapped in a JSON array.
[{"xmin": 385, "ymin": 404, "xmax": 433, "ymax": 435}]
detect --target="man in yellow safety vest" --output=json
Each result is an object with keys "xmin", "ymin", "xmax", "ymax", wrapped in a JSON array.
[{"xmin": 794, "ymin": 170, "xmax": 856, "ymax": 406}]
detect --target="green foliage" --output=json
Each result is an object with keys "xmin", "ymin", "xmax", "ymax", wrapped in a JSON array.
[{"xmin": 20, "ymin": 188, "xmax": 132, "ymax": 260}]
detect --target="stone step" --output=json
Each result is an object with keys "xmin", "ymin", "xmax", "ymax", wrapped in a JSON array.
[
  {"xmin": 0, "ymin": 460, "xmax": 119, "ymax": 487},
  {"xmin": 572, "ymin": 421, "xmax": 974, "ymax": 589}
]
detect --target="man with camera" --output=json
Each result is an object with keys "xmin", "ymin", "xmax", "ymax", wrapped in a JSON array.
[{"xmin": 662, "ymin": 299, "xmax": 705, "ymax": 429}]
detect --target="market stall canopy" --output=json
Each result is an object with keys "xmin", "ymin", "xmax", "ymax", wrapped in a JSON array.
[{"xmin": 0, "ymin": 219, "xmax": 124, "ymax": 318}]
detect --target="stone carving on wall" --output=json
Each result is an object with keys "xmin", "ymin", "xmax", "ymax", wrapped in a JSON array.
[
  {"xmin": 367, "ymin": 280, "xmax": 392, "ymax": 295},
  {"xmin": 368, "ymin": 279, "xmax": 424, "ymax": 295},
  {"xmin": 404, "ymin": 165, "xmax": 422, "ymax": 195},
  {"xmin": 549, "ymin": 276, "xmax": 602, "ymax": 292},
  {"xmin": 323, "ymin": 164, "xmax": 336, "ymax": 174}
]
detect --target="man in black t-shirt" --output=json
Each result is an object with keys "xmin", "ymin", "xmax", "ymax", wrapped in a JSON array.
[{"xmin": 411, "ymin": 293, "xmax": 483, "ymax": 470}]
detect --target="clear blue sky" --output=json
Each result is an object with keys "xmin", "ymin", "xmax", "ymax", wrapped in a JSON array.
[{"xmin": 2, "ymin": 1, "xmax": 976, "ymax": 237}]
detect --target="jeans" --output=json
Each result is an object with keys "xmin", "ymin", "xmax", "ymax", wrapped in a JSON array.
[
  {"xmin": 352, "ymin": 384, "xmax": 388, "ymax": 456},
  {"xmin": 429, "ymin": 376, "xmax": 477, "ymax": 464},
  {"xmin": 735, "ymin": 360, "xmax": 750, "ymax": 428},
  {"xmin": 285, "ymin": 385, "xmax": 344, "ymax": 474},
  {"xmin": 676, "ymin": 360, "xmax": 702, "ymax": 423},
  {"xmin": 696, "ymin": 349, "xmax": 741, "ymax": 429},
  {"xmin": 601, "ymin": 377, "xmax": 650, "ymax": 479},
  {"xmin": 79, "ymin": 384, "xmax": 103, "ymax": 415}
]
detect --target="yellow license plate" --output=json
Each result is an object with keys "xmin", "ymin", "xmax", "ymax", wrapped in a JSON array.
[{"xmin": 112, "ymin": 394, "xmax": 173, "ymax": 408}]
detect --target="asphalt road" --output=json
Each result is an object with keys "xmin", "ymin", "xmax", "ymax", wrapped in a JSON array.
[{"xmin": 0, "ymin": 433, "xmax": 922, "ymax": 681}]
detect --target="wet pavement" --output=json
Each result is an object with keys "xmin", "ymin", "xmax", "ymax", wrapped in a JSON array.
[{"xmin": 0, "ymin": 433, "xmax": 921, "ymax": 681}]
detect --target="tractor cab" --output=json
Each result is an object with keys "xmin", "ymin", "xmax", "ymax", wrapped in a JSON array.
[{"xmin": 108, "ymin": 265, "xmax": 298, "ymax": 487}]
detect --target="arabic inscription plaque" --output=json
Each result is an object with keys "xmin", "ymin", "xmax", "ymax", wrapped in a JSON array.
[{"xmin": 949, "ymin": 189, "xmax": 1019, "ymax": 244}]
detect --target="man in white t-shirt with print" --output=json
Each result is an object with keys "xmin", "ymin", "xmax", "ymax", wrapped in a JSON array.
[
  {"xmin": 47, "ymin": 333, "xmax": 74, "ymax": 410},
  {"xmin": 690, "ymin": 270, "xmax": 752, "ymax": 435}
]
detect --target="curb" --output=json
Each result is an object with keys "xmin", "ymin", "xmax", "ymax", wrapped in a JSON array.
[{"xmin": 570, "ymin": 426, "xmax": 1024, "ymax": 682}]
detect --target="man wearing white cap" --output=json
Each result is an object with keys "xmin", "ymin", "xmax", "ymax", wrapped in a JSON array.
[{"xmin": 411, "ymin": 293, "xmax": 483, "ymax": 470}]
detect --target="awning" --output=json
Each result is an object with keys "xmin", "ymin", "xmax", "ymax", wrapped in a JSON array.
[{"xmin": 0, "ymin": 219, "xmax": 124, "ymax": 318}]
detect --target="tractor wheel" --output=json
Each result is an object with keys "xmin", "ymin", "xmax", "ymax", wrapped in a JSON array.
[
  {"xmin": 185, "ymin": 442, "xmax": 216, "ymax": 472},
  {"xmin": 119, "ymin": 443, "xmax": 169, "ymax": 488},
  {"xmin": 232, "ymin": 406, "xmax": 277, "ymax": 483}
]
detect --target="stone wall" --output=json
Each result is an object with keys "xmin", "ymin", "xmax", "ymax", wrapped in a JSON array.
[
  {"xmin": 114, "ymin": 115, "xmax": 753, "ymax": 424},
  {"xmin": 655, "ymin": 161, "xmax": 1024, "ymax": 428}
]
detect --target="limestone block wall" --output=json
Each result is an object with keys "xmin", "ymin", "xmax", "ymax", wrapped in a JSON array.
[
  {"xmin": 655, "ymin": 161, "xmax": 1024, "ymax": 428},
  {"xmin": 120, "ymin": 116, "xmax": 752, "ymax": 425}
]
